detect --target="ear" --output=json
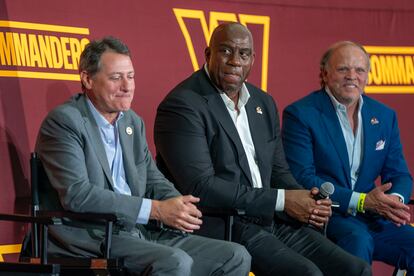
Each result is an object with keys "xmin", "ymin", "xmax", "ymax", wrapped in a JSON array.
[
  {"xmin": 205, "ymin": 47, "xmax": 211, "ymax": 64},
  {"xmin": 251, "ymin": 51, "xmax": 255, "ymax": 66},
  {"xmin": 80, "ymin": 71, "xmax": 93, "ymax": 90},
  {"xmin": 321, "ymin": 69, "xmax": 329, "ymax": 84}
]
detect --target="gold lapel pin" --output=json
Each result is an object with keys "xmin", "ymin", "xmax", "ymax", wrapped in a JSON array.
[
  {"xmin": 126, "ymin": 126, "xmax": 133, "ymax": 135},
  {"xmin": 256, "ymin": 106, "xmax": 263, "ymax": 114},
  {"xmin": 370, "ymin": 117, "xmax": 379, "ymax": 125}
]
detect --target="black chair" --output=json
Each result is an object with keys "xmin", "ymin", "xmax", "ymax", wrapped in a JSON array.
[
  {"xmin": 0, "ymin": 213, "xmax": 60, "ymax": 275},
  {"xmin": 22, "ymin": 152, "xmax": 127, "ymax": 276},
  {"xmin": 197, "ymin": 207, "xmax": 245, "ymax": 242}
]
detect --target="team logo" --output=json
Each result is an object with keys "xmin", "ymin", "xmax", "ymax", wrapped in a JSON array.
[{"xmin": 173, "ymin": 8, "xmax": 270, "ymax": 91}]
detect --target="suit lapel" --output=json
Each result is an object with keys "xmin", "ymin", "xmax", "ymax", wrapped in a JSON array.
[
  {"xmin": 318, "ymin": 91, "xmax": 352, "ymax": 187},
  {"xmin": 357, "ymin": 100, "xmax": 378, "ymax": 187},
  {"xmin": 198, "ymin": 71, "xmax": 254, "ymax": 185},
  {"xmin": 245, "ymin": 96, "xmax": 268, "ymax": 185},
  {"xmin": 77, "ymin": 95, "xmax": 115, "ymax": 190},
  {"xmin": 118, "ymin": 116, "xmax": 141, "ymax": 196}
]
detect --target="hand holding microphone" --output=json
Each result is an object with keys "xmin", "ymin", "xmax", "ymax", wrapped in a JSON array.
[
  {"xmin": 313, "ymin": 182, "xmax": 335, "ymax": 201},
  {"xmin": 310, "ymin": 182, "xmax": 335, "ymax": 234}
]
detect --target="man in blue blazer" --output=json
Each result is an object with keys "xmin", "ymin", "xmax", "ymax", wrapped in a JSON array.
[
  {"xmin": 155, "ymin": 23, "xmax": 370, "ymax": 276},
  {"xmin": 282, "ymin": 40, "xmax": 414, "ymax": 273}
]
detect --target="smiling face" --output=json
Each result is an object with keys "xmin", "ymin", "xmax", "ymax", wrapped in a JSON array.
[
  {"xmin": 81, "ymin": 51, "xmax": 135, "ymax": 123},
  {"xmin": 322, "ymin": 44, "xmax": 369, "ymax": 107},
  {"xmin": 205, "ymin": 23, "xmax": 255, "ymax": 99}
]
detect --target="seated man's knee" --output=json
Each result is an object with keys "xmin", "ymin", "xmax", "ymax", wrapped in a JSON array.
[
  {"xmin": 231, "ymin": 243, "xmax": 251, "ymax": 271},
  {"xmin": 153, "ymin": 248, "xmax": 193, "ymax": 275},
  {"xmin": 337, "ymin": 232, "xmax": 374, "ymax": 262}
]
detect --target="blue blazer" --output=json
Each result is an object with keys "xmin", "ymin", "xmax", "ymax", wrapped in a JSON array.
[{"xmin": 282, "ymin": 89, "xmax": 412, "ymax": 214}]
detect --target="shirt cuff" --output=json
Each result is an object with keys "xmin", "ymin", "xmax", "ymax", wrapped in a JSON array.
[
  {"xmin": 347, "ymin": 191, "xmax": 361, "ymax": 216},
  {"xmin": 136, "ymin": 198, "xmax": 152, "ymax": 224},
  {"xmin": 275, "ymin": 189, "xmax": 285, "ymax": 211}
]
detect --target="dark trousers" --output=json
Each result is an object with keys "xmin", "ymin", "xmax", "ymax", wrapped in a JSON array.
[{"xmin": 233, "ymin": 219, "xmax": 371, "ymax": 276}]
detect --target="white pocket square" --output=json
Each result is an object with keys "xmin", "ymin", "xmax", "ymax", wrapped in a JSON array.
[{"xmin": 375, "ymin": 140, "xmax": 385, "ymax": 151}]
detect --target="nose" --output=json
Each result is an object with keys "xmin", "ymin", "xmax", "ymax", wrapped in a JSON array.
[
  {"xmin": 121, "ymin": 77, "xmax": 134, "ymax": 92},
  {"xmin": 228, "ymin": 52, "xmax": 242, "ymax": 66},
  {"xmin": 345, "ymin": 68, "xmax": 357, "ymax": 80}
]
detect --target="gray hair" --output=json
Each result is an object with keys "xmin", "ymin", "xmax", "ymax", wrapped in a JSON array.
[{"xmin": 79, "ymin": 36, "xmax": 130, "ymax": 90}]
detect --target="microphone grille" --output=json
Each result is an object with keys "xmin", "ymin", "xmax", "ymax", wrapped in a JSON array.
[{"xmin": 320, "ymin": 182, "xmax": 335, "ymax": 197}]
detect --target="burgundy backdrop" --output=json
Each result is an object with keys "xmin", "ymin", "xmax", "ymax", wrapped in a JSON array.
[{"xmin": 1, "ymin": 1, "xmax": 414, "ymax": 273}]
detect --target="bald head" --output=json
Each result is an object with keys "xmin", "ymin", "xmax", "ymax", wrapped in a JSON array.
[
  {"xmin": 320, "ymin": 41, "xmax": 370, "ymax": 87},
  {"xmin": 320, "ymin": 40, "xmax": 370, "ymax": 107},
  {"xmin": 209, "ymin": 22, "xmax": 254, "ymax": 50},
  {"xmin": 205, "ymin": 23, "xmax": 255, "ymax": 98}
]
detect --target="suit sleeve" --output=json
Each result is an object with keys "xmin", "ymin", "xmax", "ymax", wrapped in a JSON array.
[
  {"xmin": 282, "ymin": 104, "xmax": 354, "ymax": 214},
  {"xmin": 155, "ymin": 91, "xmax": 278, "ymax": 225},
  {"xmin": 380, "ymin": 111, "xmax": 412, "ymax": 200}
]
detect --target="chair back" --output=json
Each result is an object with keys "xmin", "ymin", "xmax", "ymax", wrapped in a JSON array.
[{"xmin": 30, "ymin": 152, "xmax": 62, "ymax": 213}]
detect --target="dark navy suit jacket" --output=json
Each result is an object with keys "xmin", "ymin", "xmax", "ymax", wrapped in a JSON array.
[{"xmin": 155, "ymin": 69, "xmax": 302, "ymax": 229}]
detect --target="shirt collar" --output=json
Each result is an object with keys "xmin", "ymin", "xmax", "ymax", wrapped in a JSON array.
[
  {"xmin": 204, "ymin": 64, "xmax": 250, "ymax": 111},
  {"xmin": 325, "ymin": 86, "xmax": 364, "ymax": 113},
  {"xmin": 86, "ymin": 95, "xmax": 124, "ymax": 128}
]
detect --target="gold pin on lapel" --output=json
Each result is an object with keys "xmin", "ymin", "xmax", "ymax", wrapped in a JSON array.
[
  {"xmin": 370, "ymin": 117, "xmax": 379, "ymax": 125},
  {"xmin": 126, "ymin": 126, "xmax": 133, "ymax": 135},
  {"xmin": 256, "ymin": 106, "xmax": 263, "ymax": 114}
]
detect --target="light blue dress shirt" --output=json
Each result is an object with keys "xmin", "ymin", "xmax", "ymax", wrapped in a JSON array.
[
  {"xmin": 325, "ymin": 88, "xmax": 364, "ymax": 214},
  {"xmin": 87, "ymin": 98, "xmax": 151, "ymax": 224}
]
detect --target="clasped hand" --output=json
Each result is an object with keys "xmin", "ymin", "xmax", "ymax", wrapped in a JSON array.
[
  {"xmin": 364, "ymin": 182, "xmax": 411, "ymax": 226},
  {"xmin": 150, "ymin": 195, "xmax": 203, "ymax": 232},
  {"xmin": 284, "ymin": 188, "xmax": 332, "ymax": 229}
]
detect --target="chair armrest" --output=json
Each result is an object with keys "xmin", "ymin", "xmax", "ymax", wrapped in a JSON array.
[
  {"xmin": 199, "ymin": 207, "xmax": 245, "ymax": 217},
  {"xmin": 198, "ymin": 207, "xmax": 245, "ymax": 241},
  {"xmin": 0, "ymin": 213, "xmax": 57, "ymax": 225},
  {"xmin": 36, "ymin": 210, "xmax": 117, "ymax": 259},
  {"xmin": 36, "ymin": 210, "xmax": 118, "ymax": 223}
]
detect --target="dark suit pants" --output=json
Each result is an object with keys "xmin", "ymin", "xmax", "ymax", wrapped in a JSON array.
[{"xmin": 233, "ymin": 220, "xmax": 371, "ymax": 276}]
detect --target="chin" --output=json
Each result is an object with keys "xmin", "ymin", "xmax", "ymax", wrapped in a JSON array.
[{"xmin": 119, "ymin": 104, "xmax": 131, "ymax": 111}]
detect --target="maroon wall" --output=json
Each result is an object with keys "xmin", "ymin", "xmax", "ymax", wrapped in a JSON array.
[{"xmin": 1, "ymin": 1, "xmax": 414, "ymax": 272}]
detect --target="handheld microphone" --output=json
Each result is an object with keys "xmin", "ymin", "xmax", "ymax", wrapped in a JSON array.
[
  {"xmin": 314, "ymin": 182, "xmax": 335, "ymax": 200},
  {"xmin": 313, "ymin": 182, "xmax": 335, "ymax": 236}
]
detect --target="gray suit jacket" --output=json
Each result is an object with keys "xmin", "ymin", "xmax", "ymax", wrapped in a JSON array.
[
  {"xmin": 36, "ymin": 93, "xmax": 180, "ymax": 255},
  {"xmin": 155, "ymin": 69, "xmax": 302, "ymax": 229}
]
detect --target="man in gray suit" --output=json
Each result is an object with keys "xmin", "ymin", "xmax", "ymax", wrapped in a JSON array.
[
  {"xmin": 154, "ymin": 23, "xmax": 371, "ymax": 276},
  {"xmin": 36, "ymin": 36, "xmax": 251, "ymax": 276}
]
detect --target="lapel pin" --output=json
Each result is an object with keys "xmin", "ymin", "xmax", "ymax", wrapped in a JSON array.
[
  {"xmin": 256, "ymin": 106, "xmax": 263, "ymax": 114},
  {"xmin": 370, "ymin": 117, "xmax": 379, "ymax": 125},
  {"xmin": 126, "ymin": 126, "xmax": 133, "ymax": 135}
]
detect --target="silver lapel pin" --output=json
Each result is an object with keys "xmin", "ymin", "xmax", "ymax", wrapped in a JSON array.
[{"xmin": 126, "ymin": 126, "xmax": 133, "ymax": 135}]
